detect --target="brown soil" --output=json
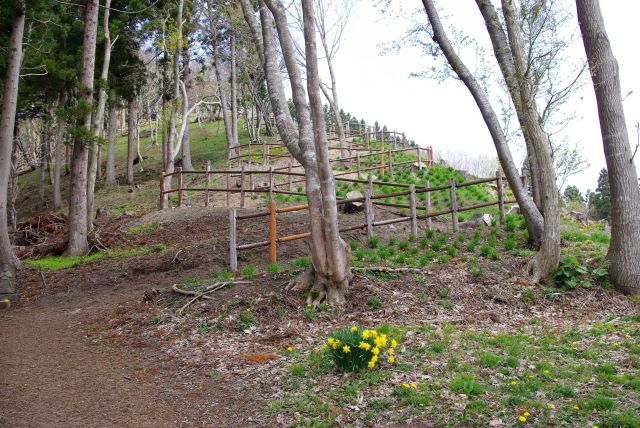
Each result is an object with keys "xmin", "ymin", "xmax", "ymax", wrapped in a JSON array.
[{"xmin": 1, "ymin": 206, "xmax": 636, "ymax": 427}]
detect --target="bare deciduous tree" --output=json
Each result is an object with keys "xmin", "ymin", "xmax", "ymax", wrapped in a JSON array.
[{"xmin": 576, "ymin": 0, "xmax": 640, "ymax": 294}]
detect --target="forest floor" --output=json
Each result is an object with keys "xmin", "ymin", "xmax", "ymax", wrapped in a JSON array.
[{"xmin": 2, "ymin": 204, "xmax": 639, "ymax": 428}]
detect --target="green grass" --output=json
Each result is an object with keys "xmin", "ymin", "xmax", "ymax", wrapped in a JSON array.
[
  {"xmin": 127, "ymin": 222, "xmax": 158, "ymax": 234},
  {"xmin": 22, "ymin": 245, "xmax": 169, "ymax": 271}
]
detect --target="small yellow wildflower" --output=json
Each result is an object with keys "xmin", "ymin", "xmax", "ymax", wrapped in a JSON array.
[
  {"xmin": 374, "ymin": 334, "xmax": 387, "ymax": 348},
  {"xmin": 245, "ymin": 308, "xmax": 251, "ymax": 312},
  {"xmin": 322, "ymin": 345, "xmax": 328, "ymax": 351},
  {"xmin": 410, "ymin": 383, "xmax": 417, "ymax": 389},
  {"xmin": 287, "ymin": 346, "xmax": 293, "ymax": 352},
  {"xmin": 528, "ymin": 375, "xmax": 535, "ymax": 379},
  {"xmin": 593, "ymin": 425, "xmax": 599, "ymax": 428},
  {"xmin": 511, "ymin": 381, "xmax": 518, "ymax": 385},
  {"xmin": 372, "ymin": 347, "xmax": 380, "ymax": 356},
  {"xmin": 391, "ymin": 339, "xmax": 398, "ymax": 348},
  {"xmin": 387, "ymin": 348, "xmax": 394, "ymax": 355},
  {"xmin": 362, "ymin": 330, "xmax": 371, "ymax": 339},
  {"xmin": 571, "ymin": 341, "xmax": 577, "ymax": 345},
  {"xmin": 518, "ymin": 416, "xmax": 527, "ymax": 423},
  {"xmin": 523, "ymin": 412, "xmax": 531, "ymax": 417},
  {"xmin": 342, "ymin": 345, "xmax": 351, "ymax": 353},
  {"xmin": 370, "ymin": 355, "xmax": 378, "ymax": 364},
  {"xmin": 327, "ymin": 337, "xmax": 335, "ymax": 345},
  {"xmin": 368, "ymin": 360, "xmax": 376, "ymax": 369},
  {"xmin": 350, "ymin": 326, "xmax": 358, "ymax": 333},
  {"xmin": 358, "ymin": 341, "xmax": 371, "ymax": 351},
  {"xmin": 572, "ymin": 405, "xmax": 579, "ymax": 410},
  {"xmin": 402, "ymin": 383, "xmax": 410, "ymax": 388},
  {"xmin": 307, "ymin": 303, "xmax": 312, "ymax": 308},
  {"xmin": 371, "ymin": 330, "xmax": 378, "ymax": 338},
  {"xmin": 313, "ymin": 346, "xmax": 319, "ymax": 351},
  {"xmin": 572, "ymin": 347, "xmax": 578, "ymax": 351},
  {"xmin": 332, "ymin": 343, "xmax": 339, "ymax": 350},
  {"xmin": 387, "ymin": 356, "xmax": 395, "ymax": 364},
  {"xmin": 614, "ymin": 342, "xmax": 620, "ymax": 347},
  {"xmin": 547, "ymin": 403, "xmax": 555, "ymax": 409},
  {"xmin": 2, "ymin": 298, "xmax": 9, "ymax": 303},
  {"xmin": 544, "ymin": 370, "xmax": 550, "ymax": 374}
]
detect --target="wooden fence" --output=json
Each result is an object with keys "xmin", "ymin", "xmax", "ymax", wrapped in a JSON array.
[{"xmin": 227, "ymin": 171, "xmax": 519, "ymax": 271}]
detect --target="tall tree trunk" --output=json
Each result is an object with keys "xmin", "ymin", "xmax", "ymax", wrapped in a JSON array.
[
  {"xmin": 87, "ymin": 0, "xmax": 113, "ymax": 230},
  {"xmin": 301, "ymin": 0, "xmax": 351, "ymax": 304},
  {"xmin": 502, "ymin": 0, "xmax": 560, "ymax": 281},
  {"xmin": 66, "ymin": 0, "xmax": 99, "ymax": 256},
  {"xmin": 253, "ymin": 0, "xmax": 351, "ymax": 305},
  {"xmin": 212, "ymin": 42, "xmax": 235, "ymax": 162},
  {"xmin": 576, "ymin": 0, "xmax": 640, "ymax": 294},
  {"xmin": 230, "ymin": 34, "xmax": 239, "ymax": 151},
  {"xmin": 53, "ymin": 92, "xmax": 67, "ymax": 209},
  {"xmin": 105, "ymin": 96, "xmax": 117, "ymax": 185},
  {"xmin": 0, "ymin": 0, "xmax": 25, "ymax": 295},
  {"xmin": 39, "ymin": 119, "xmax": 49, "ymax": 204},
  {"xmin": 181, "ymin": 46, "xmax": 193, "ymax": 170},
  {"xmin": 126, "ymin": 97, "xmax": 136, "ymax": 185},
  {"xmin": 421, "ymin": 0, "xmax": 544, "ymax": 246}
]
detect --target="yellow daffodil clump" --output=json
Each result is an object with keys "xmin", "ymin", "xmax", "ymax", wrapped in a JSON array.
[{"xmin": 324, "ymin": 326, "xmax": 398, "ymax": 372}]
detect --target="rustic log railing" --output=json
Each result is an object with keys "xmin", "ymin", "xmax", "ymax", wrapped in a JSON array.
[{"xmin": 227, "ymin": 171, "xmax": 520, "ymax": 271}]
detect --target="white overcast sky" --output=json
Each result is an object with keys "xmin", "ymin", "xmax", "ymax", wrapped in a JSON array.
[{"xmin": 314, "ymin": 0, "xmax": 640, "ymax": 193}]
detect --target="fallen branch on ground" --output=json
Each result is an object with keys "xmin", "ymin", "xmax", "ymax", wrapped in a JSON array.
[
  {"xmin": 352, "ymin": 267, "xmax": 423, "ymax": 274},
  {"xmin": 177, "ymin": 281, "xmax": 252, "ymax": 315}
]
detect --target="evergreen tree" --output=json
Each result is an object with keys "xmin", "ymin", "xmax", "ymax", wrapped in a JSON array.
[
  {"xmin": 563, "ymin": 185, "xmax": 584, "ymax": 203},
  {"xmin": 589, "ymin": 168, "xmax": 610, "ymax": 220}
]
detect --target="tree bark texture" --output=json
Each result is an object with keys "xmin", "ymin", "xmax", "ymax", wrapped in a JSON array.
[
  {"xmin": 105, "ymin": 96, "xmax": 117, "ymax": 184},
  {"xmin": 87, "ymin": 0, "xmax": 112, "ymax": 230},
  {"xmin": 0, "ymin": 0, "xmax": 25, "ymax": 294},
  {"xmin": 181, "ymin": 46, "xmax": 194, "ymax": 171},
  {"xmin": 53, "ymin": 92, "xmax": 67, "ymax": 209},
  {"xmin": 577, "ymin": 0, "xmax": 640, "ymax": 294},
  {"xmin": 127, "ymin": 96, "xmax": 136, "ymax": 185},
  {"xmin": 66, "ymin": 0, "xmax": 99, "ymax": 256}
]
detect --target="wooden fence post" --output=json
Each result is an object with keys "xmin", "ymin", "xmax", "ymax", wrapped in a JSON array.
[
  {"xmin": 364, "ymin": 190, "xmax": 374, "ymax": 238},
  {"xmin": 177, "ymin": 167, "xmax": 183, "ymax": 208},
  {"xmin": 449, "ymin": 178, "xmax": 459, "ymax": 233},
  {"xmin": 379, "ymin": 144, "xmax": 385, "ymax": 176},
  {"xmin": 226, "ymin": 160, "xmax": 230, "ymax": 207},
  {"xmin": 262, "ymin": 140, "xmax": 267, "ymax": 165},
  {"xmin": 368, "ymin": 175, "xmax": 374, "ymax": 198},
  {"xmin": 366, "ymin": 126, "xmax": 370, "ymax": 150},
  {"xmin": 496, "ymin": 170, "xmax": 505, "ymax": 225},
  {"xmin": 240, "ymin": 163, "xmax": 245, "ymax": 208},
  {"xmin": 229, "ymin": 208, "xmax": 238, "ymax": 272},
  {"xmin": 425, "ymin": 180, "xmax": 432, "ymax": 230},
  {"xmin": 269, "ymin": 166, "xmax": 274, "ymax": 202},
  {"xmin": 268, "ymin": 200, "xmax": 277, "ymax": 263},
  {"xmin": 388, "ymin": 147, "xmax": 393, "ymax": 175},
  {"xmin": 356, "ymin": 152, "xmax": 361, "ymax": 178},
  {"xmin": 159, "ymin": 171, "xmax": 166, "ymax": 210},
  {"xmin": 205, "ymin": 161, "xmax": 211, "ymax": 207},
  {"xmin": 417, "ymin": 146, "xmax": 422, "ymax": 167},
  {"xmin": 409, "ymin": 184, "xmax": 417, "ymax": 236},
  {"xmin": 249, "ymin": 157, "xmax": 254, "ymax": 198},
  {"xmin": 288, "ymin": 160, "xmax": 293, "ymax": 191}
]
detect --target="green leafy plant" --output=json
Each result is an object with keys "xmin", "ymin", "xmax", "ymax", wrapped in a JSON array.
[
  {"xmin": 325, "ymin": 327, "xmax": 397, "ymax": 372},
  {"xmin": 241, "ymin": 265, "xmax": 256, "ymax": 277},
  {"xmin": 368, "ymin": 236, "xmax": 381, "ymax": 249},
  {"xmin": 553, "ymin": 256, "xmax": 588, "ymax": 289},
  {"xmin": 235, "ymin": 308, "xmax": 255, "ymax": 331},
  {"xmin": 367, "ymin": 296, "xmax": 382, "ymax": 309}
]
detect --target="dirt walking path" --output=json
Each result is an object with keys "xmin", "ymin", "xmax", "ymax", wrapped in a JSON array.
[{"xmin": 0, "ymin": 287, "xmax": 182, "ymax": 428}]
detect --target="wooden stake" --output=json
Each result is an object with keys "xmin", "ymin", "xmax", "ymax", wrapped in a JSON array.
[
  {"xmin": 268, "ymin": 201, "xmax": 277, "ymax": 263},
  {"xmin": 159, "ymin": 171, "xmax": 165, "ymax": 210},
  {"xmin": 380, "ymin": 144, "xmax": 385, "ymax": 176},
  {"xmin": 449, "ymin": 178, "xmax": 459, "ymax": 233},
  {"xmin": 496, "ymin": 170, "xmax": 505, "ymax": 225},
  {"xmin": 425, "ymin": 180, "xmax": 432, "ymax": 230},
  {"xmin": 388, "ymin": 147, "xmax": 393, "ymax": 175},
  {"xmin": 368, "ymin": 174, "xmax": 374, "ymax": 198},
  {"xmin": 205, "ymin": 161, "xmax": 210, "ymax": 207},
  {"xmin": 356, "ymin": 152, "xmax": 361, "ymax": 178},
  {"xmin": 417, "ymin": 146, "xmax": 422, "ymax": 168},
  {"xmin": 229, "ymin": 209, "xmax": 238, "ymax": 272},
  {"xmin": 364, "ymin": 190, "xmax": 374, "ymax": 238},
  {"xmin": 262, "ymin": 140, "xmax": 267, "ymax": 165},
  {"xmin": 240, "ymin": 162, "xmax": 245, "ymax": 208},
  {"xmin": 226, "ymin": 162, "xmax": 230, "ymax": 207},
  {"xmin": 177, "ymin": 167, "xmax": 183, "ymax": 208},
  {"xmin": 269, "ymin": 166, "xmax": 274, "ymax": 202},
  {"xmin": 288, "ymin": 160, "xmax": 293, "ymax": 191},
  {"xmin": 409, "ymin": 184, "xmax": 417, "ymax": 236}
]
